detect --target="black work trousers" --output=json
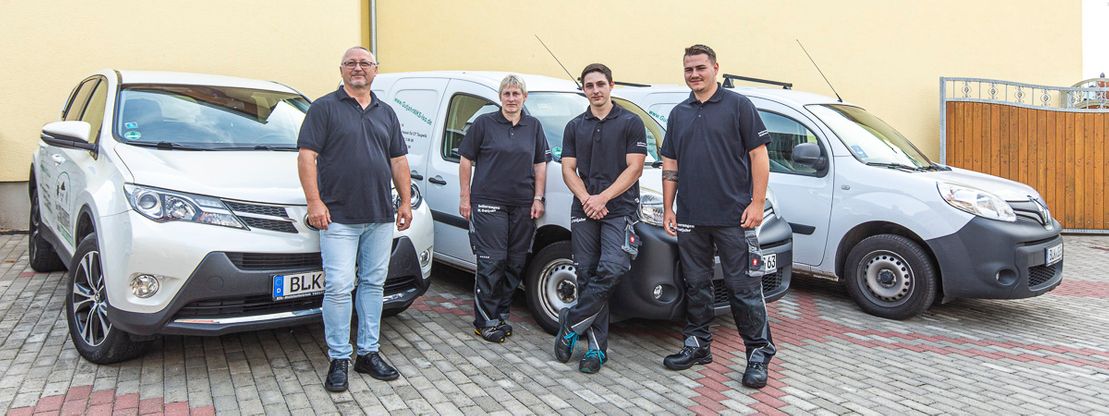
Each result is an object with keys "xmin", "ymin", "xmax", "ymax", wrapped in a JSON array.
[
  {"xmin": 566, "ymin": 215, "xmax": 634, "ymax": 353},
  {"xmin": 470, "ymin": 202, "xmax": 534, "ymax": 329},
  {"xmin": 677, "ymin": 225, "xmax": 775, "ymax": 365}
]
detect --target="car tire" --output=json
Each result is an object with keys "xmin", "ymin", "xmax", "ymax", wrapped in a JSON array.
[
  {"xmin": 28, "ymin": 185, "xmax": 66, "ymax": 272},
  {"xmin": 65, "ymin": 233, "xmax": 150, "ymax": 364},
  {"xmin": 524, "ymin": 241, "xmax": 575, "ymax": 334},
  {"xmin": 844, "ymin": 234, "xmax": 937, "ymax": 320}
]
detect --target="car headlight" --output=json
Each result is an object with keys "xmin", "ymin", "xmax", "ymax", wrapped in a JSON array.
[
  {"xmin": 392, "ymin": 184, "xmax": 423, "ymax": 210},
  {"xmin": 639, "ymin": 191, "xmax": 665, "ymax": 227},
  {"xmin": 124, "ymin": 184, "xmax": 245, "ymax": 229},
  {"xmin": 937, "ymin": 182, "xmax": 1016, "ymax": 222}
]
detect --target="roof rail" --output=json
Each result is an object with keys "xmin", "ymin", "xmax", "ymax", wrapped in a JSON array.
[{"xmin": 722, "ymin": 74, "xmax": 792, "ymax": 90}]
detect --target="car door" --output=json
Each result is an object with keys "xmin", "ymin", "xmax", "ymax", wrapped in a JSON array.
[
  {"xmin": 750, "ymin": 98, "xmax": 835, "ymax": 267},
  {"xmin": 425, "ymin": 79, "xmax": 499, "ymax": 265},
  {"xmin": 54, "ymin": 76, "xmax": 109, "ymax": 250},
  {"xmin": 39, "ymin": 78, "xmax": 99, "ymax": 244},
  {"xmin": 386, "ymin": 77, "xmax": 448, "ymax": 185}
]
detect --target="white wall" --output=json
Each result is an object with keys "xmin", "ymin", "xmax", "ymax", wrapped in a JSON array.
[{"xmin": 1084, "ymin": 0, "xmax": 1109, "ymax": 78}]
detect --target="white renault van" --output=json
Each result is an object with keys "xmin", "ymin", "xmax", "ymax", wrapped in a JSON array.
[
  {"xmin": 371, "ymin": 71, "xmax": 794, "ymax": 333},
  {"xmin": 618, "ymin": 77, "xmax": 1064, "ymax": 319},
  {"xmin": 29, "ymin": 70, "xmax": 434, "ymax": 363}
]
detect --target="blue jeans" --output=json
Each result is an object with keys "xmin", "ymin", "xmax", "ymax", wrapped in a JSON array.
[{"xmin": 319, "ymin": 222, "xmax": 393, "ymax": 360}]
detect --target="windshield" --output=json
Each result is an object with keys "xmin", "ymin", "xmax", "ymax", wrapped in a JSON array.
[
  {"xmin": 808, "ymin": 104, "xmax": 933, "ymax": 168},
  {"xmin": 114, "ymin": 84, "xmax": 309, "ymax": 150},
  {"xmin": 525, "ymin": 92, "xmax": 661, "ymax": 163}
]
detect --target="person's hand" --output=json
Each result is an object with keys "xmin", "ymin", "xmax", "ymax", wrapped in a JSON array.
[
  {"xmin": 307, "ymin": 200, "xmax": 331, "ymax": 230},
  {"xmin": 740, "ymin": 202, "xmax": 763, "ymax": 229},
  {"xmin": 396, "ymin": 204, "xmax": 413, "ymax": 231},
  {"xmin": 531, "ymin": 199, "xmax": 544, "ymax": 219},
  {"xmin": 459, "ymin": 195, "xmax": 471, "ymax": 221},
  {"xmin": 663, "ymin": 209, "xmax": 677, "ymax": 237},
  {"xmin": 583, "ymin": 194, "xmax": 609, "ymax": 219}
]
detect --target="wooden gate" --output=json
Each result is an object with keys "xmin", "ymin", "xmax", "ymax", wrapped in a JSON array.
[{"xmin": 940, "ymin": 77, "xmax": 1109, "ymax": 232}]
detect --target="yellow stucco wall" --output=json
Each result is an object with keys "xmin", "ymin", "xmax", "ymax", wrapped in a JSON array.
[
  {"xmin": 375, "ymin": 0, "xmax": 1082, "ymax": 161},
  {"xmin": 0, "ymin": 0, "xmax": 366, "ymax": 182}
]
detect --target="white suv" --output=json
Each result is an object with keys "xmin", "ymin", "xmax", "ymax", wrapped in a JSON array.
[{"xmin": 29, "ymin": 70, "xmax": 434, "ymax": 363}]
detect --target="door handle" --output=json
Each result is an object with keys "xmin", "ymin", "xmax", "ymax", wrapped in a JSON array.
[
  {"xmin": 51, "ymin": 154, "xmax": 66, "ymax": 164},
  {"xmin": 410, "ymin": 170, "xmax": 424, "ymax": 181},
  {"xmin": 428, "ymin": 175, "xmax": 447, "ymax": 185}
]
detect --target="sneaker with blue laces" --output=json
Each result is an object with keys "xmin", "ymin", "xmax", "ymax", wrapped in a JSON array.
[
  {"xmin": 554, "ymin": 308, "xmax": 577, "ymax": 363},
  {"xmin": 579, "ymin": 349, "xmax": 606, "ymax": 374}
]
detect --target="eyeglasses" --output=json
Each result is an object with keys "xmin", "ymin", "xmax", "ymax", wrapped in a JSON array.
[{"xmin": 342, "ymin": 61, "xmax": 378, "ymax": 69}]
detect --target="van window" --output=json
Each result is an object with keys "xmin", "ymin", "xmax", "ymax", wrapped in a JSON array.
[
  {"xmin": 442, "ymin": 93, "xmax": 496, "ymax": 162},
  {"xmin": 758, "ymin": 110, "xmax": 827, "ymax": 176},
  {"xmin": 80, "ymin": 79, "xmax": 109, "ymax": 145},
  {"xmin": 63, "ymin": 79, "xmax": 99, "ymax": 121}
]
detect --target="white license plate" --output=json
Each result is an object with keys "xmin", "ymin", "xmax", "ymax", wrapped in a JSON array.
[
  {"xmin": 273, "ymin": 271, "xmax": 325, "ymax": 301},
  {"xmin": 1045, "ymin": 244, "xmax": 1063, "ymax": 266},
  {"xmin": 763, "ymin": 253, "xmax": 777, "ymax": 273}
]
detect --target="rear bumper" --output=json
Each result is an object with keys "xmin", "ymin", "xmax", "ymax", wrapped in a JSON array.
[{"xmin": 108, "ymin": 237, "xmax": 429, "ymax": 336}]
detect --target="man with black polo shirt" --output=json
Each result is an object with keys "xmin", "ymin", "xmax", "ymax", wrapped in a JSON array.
[
  {"xmin": 658, "ymin": 44, "xmax": 776, "ymax": 388},
  {"xmin": 297, "ymin": 46, "xmax": 410, "ymax": 392},
  {"xmin": 553, "ymin": 64, "xmax": 647, "ymax": 374}
]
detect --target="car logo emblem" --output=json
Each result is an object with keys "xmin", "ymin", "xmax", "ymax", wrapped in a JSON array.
[{"xmin": 1030, "ymin": 196, "xmax": 1051, "ymax": 227}]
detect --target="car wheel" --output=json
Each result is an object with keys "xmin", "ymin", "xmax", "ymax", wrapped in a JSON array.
[
  {"xmin": 524, "ymin": 241, "xmax": 575, "ymax": 334},
  {"xmin": 28, "ymin": 185, "xmax": 66, "ymax": 272},
  {"xmin": 844, "ymin": 234, "xmax": 937, "ymax": 320},
  {"xmin": 65, "ymin": 233, "xmax": 149, "ymax": 364}
]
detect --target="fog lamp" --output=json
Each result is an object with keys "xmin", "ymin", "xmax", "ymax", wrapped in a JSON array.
[{"xmin": 131, "ymin": 274, "xmax": 160, "ymax": 298}]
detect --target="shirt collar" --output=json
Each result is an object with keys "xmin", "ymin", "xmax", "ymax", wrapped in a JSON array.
[
  {"xmin": 584, "ymin": 102, "xmax": 624, "ymax": 121},
  {"xmin": 493, "ymin": 110, "xmax": 529, "ymax": 126},
  {"xmin": 335, "ymin": 86, "xmax": 380, "ymax": 109},
  {"xmin": 684, "ymin": 83, "xmax": 726, "ymax": 105}
]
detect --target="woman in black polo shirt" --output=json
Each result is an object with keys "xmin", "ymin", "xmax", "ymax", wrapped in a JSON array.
[{"xmin": 458, "ymin": 74, "xmax": 551, "ymax": 343}]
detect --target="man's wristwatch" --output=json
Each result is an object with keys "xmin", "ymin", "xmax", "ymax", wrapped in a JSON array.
[{"xmin": 534, "ymin": 195, "xmax": 545, "ymax": 203}]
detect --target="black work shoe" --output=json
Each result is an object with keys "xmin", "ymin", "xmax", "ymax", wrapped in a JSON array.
[
  {"xmin": 553, "ymin": 308, "xmax": 577, "ymax": 363},
  {"xmin": 354, "ymin": 352, "xmax": 400, "ymax": 381},
  {"xmin": 324, "ymin": 359, "xmax": 349, "ymax": 392},
  {"xmin": 474, "ymin": 326, "xmax": 508, "ymax": 343},
  {"xmin": 579, "ymin": 349, "xmax": 606, "ymax": 374},
  {"xmin": 496, "ymin": 320, "xmax": 513, "ymax": 337},
  {"xmin": 742, "ymin": 362, "xmax": 768, "ymax": 388},
  {"xmin": 663, "ymin": 345, "xmax": 712, "ymax": 371}
]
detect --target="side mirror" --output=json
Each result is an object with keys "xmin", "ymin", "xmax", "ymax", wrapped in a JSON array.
[
  {"xmin": 41, "ymin": 121, "xmax": 96, "ymax": 152},
  {"xmin": 791, "ymin": 142, "xmax": 826, "ymax": 171}
]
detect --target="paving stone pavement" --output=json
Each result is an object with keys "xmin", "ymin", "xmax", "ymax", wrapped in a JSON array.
[{"xmin": 1, "ymin": 233, "xmax": 1108, "ymax": 415}]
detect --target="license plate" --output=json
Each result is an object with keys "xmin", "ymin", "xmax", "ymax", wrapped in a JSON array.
[
  {"xmin": 763, "ymin": 253, "xmax": 777, "ymax": 273},
  {"xmin": 273, "ymin": 271, "xmax": 325, "ymax": 301},
  {"xmin": 1045, "ymin": 244, "xmax": 1063, "ymax": 266}
]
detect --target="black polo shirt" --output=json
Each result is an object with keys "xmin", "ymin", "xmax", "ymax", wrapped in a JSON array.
[
  {"xmin": 562, "ymin": 103, "xmax": 648, "ymax": 219},
  {"xmin": 659, "ymin": 85, "xmax": 770, "ymax": 226},
  {"xmin": 297, "ymin": 87, "xmax": 408, "ymax": 224},
  {"xmin": 459, "ymin": 111, "xmax": 551, "ymax": 206}
]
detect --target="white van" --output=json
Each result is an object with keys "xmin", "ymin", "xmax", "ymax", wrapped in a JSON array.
[
  {"xmin": 617, "ymin": 78, "xmax": 1064, "ymax": 319},
  {"xmin": 371, "ymin": 71, "xmax": 794, "ymax": 332}
]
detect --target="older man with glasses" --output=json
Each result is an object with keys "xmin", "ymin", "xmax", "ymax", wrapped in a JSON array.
[{"xmin": 297, "ymin": 46, "xmax": 412, "ymax": 392}]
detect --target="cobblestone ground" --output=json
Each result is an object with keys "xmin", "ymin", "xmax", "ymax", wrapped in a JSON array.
[{"xmin": 1, "ymin": 234, "xmax": 1107, "ymax": 415}]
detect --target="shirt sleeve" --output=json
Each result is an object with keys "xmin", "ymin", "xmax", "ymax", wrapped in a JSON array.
[
  {"xmin": 458, "ymin": 116, "xmax": 483, "ymax": 161},
  {"xmin": 625, "ymin": 115, "xmax": 648, "ymax": 155},
  {"xmin": 534, "ymin": 120, "xmax": 552, "ymax": 164},
  {"xmin": 296, "ymin": 101, "xmax": 329, "ymax": 153},
  {"xmin": 739, "ymin": 98, "xmax": 771, "ymax": 151},
  {"xmin": 387, "ymin": 109, "xmax": 409, "ymax": 158},
  {"xmin": 560, "ymin": 120, "xmax": 577, "ymax": 159},
  {"xmin": 659, "ymin": 107, "xmax": 678, "ymax": 159}
]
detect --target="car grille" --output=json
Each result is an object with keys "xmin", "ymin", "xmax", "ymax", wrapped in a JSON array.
[
  {"xmin": 1008, "ymin": 198, "xmax": 1053, "ymax": 227},
  {"xmin": 711, "ymin": 270, "xmax": 784, "ymax": 305},
  {"xmin": 227, "ymin": 252, "xmax": 322, "ymax": 270},
  {"xmin": 1028, "ymin": 264, "xmax": 1058, "ymax": 289},
  {"xmin": 223, "ymin": 200, "xmax": 298, "ymax": 234}
]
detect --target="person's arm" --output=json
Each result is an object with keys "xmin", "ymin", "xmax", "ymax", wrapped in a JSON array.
[
  {"xmin": 459, "ymin": 156, "xmax": 473, "ymax": 221},
  {"xmin": 391, "ymin": 156, "xmax": 412, "ymax": 231},
  {"xmin": 738, "ymin": 98, "xmax": 772, "ymax": 229},
  {"xmin": 298, "ymin": 148, "xmax": 330, "ymax": 230},
  {"xmin": 661, "ymin": 157, "xmax": 678, "ymax": 236},
  {"xmin": 561, "ymin": 157, "xmax": 590, "ymax": 205},
  {"xmin": 531, "ymin": 162, "xmax": 547, "ymax": 219}
]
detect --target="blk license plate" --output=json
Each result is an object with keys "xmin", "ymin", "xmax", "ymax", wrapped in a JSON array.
[
  {"xmin": 763, "ymin": 253, "xmax": 777, "ymax": 273},
  {"xmin": 273, "ymin": 271, "xmax": 325, "ymax": 301},
  {"xmin": 1045, "ymin": 244, "xmax": 1063, "ymax": 266}
]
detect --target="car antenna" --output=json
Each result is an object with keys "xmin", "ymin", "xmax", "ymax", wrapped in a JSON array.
[
  {"xmin": 796, "ymin": 39, "xmax": 843, "ymax": 103},
  {"xmin": 535, "ymin": 35, "xmax": 581, "ymax": 90}
]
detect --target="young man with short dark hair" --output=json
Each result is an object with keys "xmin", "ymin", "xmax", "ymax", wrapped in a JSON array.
[
  {"xmin": 658, "ymin": 44, "xmax": 777, "ymax": 388},
  {"xmin": 553, "ymin": 63, "xmax": 647, "ymax": 373}
]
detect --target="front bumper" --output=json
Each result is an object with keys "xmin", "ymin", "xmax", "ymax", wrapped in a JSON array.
[
  {"xmin": 926, "ymin": 216, "xmax": 1064, "ymax": 302},
  {"xmin": 108, "ymin": 237, "xmax": 429, "ymax": 336},
  {"xmin": 610, "ymin": 216, "xmax": 793, "ymax": 322}
]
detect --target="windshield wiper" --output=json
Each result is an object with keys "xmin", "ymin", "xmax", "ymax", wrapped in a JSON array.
[
  {"xmin": 127, "ymin": 141, "xmax": 207, "ymax": 151},
  {"xmin": 206, "ymin": 144, "xmax": 299, "ymax": 151},
  {"xmin": 865, "ymin": 161, "xmax": 924, "ymax": 172}
]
